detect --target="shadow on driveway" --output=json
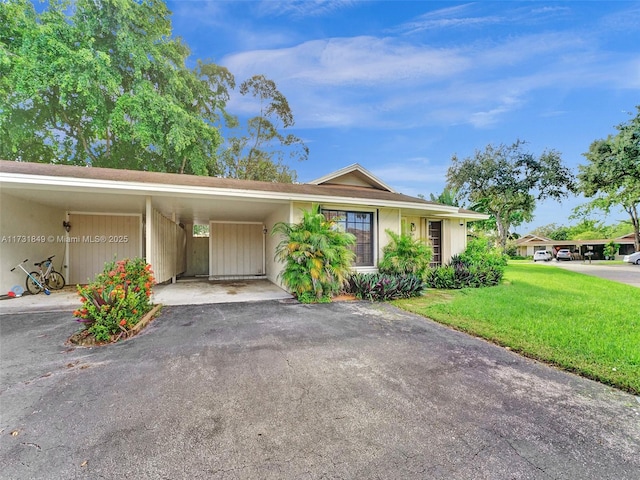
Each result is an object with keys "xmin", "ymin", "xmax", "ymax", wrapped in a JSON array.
[{"xmin": 1, "ymin": 301, "xmax": 639, "ymax": 479}]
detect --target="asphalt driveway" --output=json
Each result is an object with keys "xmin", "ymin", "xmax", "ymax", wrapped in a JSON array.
[
  {"xmin": 550, "ymin": 260, "xmax": 640, "ymax": 288},
  {"xmin": 1, "ymin": 301, "xmax": 639, "ymax": 479}
]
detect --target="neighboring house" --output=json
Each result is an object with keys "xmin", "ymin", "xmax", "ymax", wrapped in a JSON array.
[
  {"xmin": 0, "ymin": 161, "xmax": 487, "ymax": 293},
  {"xmin": 515, "ymin": 233, "xmax": 637, "ymax": 260}
]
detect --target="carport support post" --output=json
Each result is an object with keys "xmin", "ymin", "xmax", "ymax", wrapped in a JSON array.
[
  {"xmin": 171, "ymin": 213, "xmax": 177, "ymax": 284},
  {"xmin": 145, "ymin": 197, "xmax": 152, "ymax": 270}
]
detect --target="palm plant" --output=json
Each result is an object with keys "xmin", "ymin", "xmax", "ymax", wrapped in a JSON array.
[
  {"xmin": 378, "ymin": 229, "xmax": 432, "ymax": 278},
  {"xmin": 272, "ymin": 205, "xmax": 356, "ymax": 302}
]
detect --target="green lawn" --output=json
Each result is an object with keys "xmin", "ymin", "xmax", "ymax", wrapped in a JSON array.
[{"xmin": 393, "ymin": 263, "xmax": 640, "ymax": 394}]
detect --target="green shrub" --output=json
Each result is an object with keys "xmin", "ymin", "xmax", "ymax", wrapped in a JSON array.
[
  {"xmin": 459, "ymin": 237, "xmax": 508, "ymax": 269},
  {"xmin": 425, "ymin": 262, "xmax": 504, "ymax": 289},
  {"xmin": 272, "ymin": 205, "xmax": 356, "ymax": 302},
  {"xmin": 603, "ymin": 241, "xmax": 619, "ymax": 260},
  {"xmin": 425, "ymin": 239, "xmax": 507, "ymax": 289},
  {"xmin": 378, "ymin": 230, "xmax": 432, "ymax": 277},
  {"xmin": 74, "ymin": 258, "xmax": 155, "ymax": 341},
  {"xmin": 348, "ymin": 272, "xmax": 425, "ymax": 301}
]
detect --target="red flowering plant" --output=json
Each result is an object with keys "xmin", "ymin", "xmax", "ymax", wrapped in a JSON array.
[{"xmin": 73, "ymin": 258, "xmax": 155, "ymax": 342}]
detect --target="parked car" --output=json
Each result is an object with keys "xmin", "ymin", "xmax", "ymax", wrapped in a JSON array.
[
  {"xmin": 556, "ymin": 249, "xmax": 573, "ymax": 261},
  {"xmin": 533, "ymin": 251, "xmax": 552, "ymax": 262},
  {"xmin": 623, "ymin": 251, "xmax": 640, "ymax": 265}
]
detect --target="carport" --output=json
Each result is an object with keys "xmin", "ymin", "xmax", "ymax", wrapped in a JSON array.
[{"xmin": 0, "ymin": 161, "xmax": 293, "ymax": 290}]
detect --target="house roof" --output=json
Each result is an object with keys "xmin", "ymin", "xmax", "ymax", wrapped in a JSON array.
[
  {"xmin": 309, "ymin": 163, "xmax": 396, "ymax": 193},
  {"xmin": 614, "ymin": 232, "xmax": 637, "ymax": 242},
  {"xmin": 0, "ymin": 160, "xmax": 489, "ymax": 220},
  {"xmin": 515, "ymin": 234, "xmax": 553, "ymax": 245},
  {"xmin": 516, "ymin": 232, "xmax": 636, "ymax": 247}
]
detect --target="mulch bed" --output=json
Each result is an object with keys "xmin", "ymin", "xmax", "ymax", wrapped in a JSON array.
[{"xmin": 67, "ymin": 304, "xmax": 162, "ymax": 346}]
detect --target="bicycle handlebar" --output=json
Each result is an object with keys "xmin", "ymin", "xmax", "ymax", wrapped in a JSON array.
[
  {"xmin": 34, "ymin": 255, "xmax": 55, "ymax": 267},
  {"xmin": 10, "ymin": 259, "xmax": 29, "ymax": 272}
]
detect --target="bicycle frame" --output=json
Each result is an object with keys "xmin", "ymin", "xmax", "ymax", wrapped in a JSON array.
[
  {"xmin": 37, "ymin": 258, "xmax": 54, "ymax": 282},
  {"xmin": 10, "ymin": 259, "xmax": 50, "ymax": 295}
]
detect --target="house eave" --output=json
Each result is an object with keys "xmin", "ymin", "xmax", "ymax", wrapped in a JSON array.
[{"xmin": 0, "ymin": 171, "xmax": 462, "ymax": 214}]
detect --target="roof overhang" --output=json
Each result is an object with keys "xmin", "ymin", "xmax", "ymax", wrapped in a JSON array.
[{"xmin": 1, "ymin": 170, "xmax": 474, "ymax": 223}]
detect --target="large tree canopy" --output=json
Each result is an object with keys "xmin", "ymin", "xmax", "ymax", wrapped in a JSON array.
[
  {"xmin": 1, "ymin": 0, "xmax": 305, "ymax": 181},
  {"xmin": 446, "ymin": 140, "xmax": 575, "ymax": 250},
  {"xmin": 0, "ymin": 0, "xmax": 235, "ymax": 174},
  {"xmin": 578, "ymin": 106, "xmax": 640, "ymax": 251}
]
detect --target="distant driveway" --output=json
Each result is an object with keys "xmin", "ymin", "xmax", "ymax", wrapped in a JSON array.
[
  {"xmin": 1, "ymin": 301, "xmax": 639, "ymax": 479},
  {"xmin": 551, "ymin": 260, "xmax": 640, "ymax": 288}
]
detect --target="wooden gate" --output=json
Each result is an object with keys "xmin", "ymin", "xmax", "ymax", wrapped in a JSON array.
[{"xmin": 209, "ymin": 222, "xmax": 264, "ymax": 278}]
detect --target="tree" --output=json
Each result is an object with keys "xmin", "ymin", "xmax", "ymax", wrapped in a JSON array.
[
  {"xmin": 577, "ymin": 106, "xmax": 640, "ymax": 251},
  {"xmin": 0, "ymin": 0, "xmax": 235, "ymax": 175},
  {"xmin": 446, "ymin": 140, "xmax": 575, "ymax": 250},
  {"xmin": 219, "ymin": 75, "xmax": 308, "ymax": 182},
  {"xmin": 530, "ymin": 223, "xmax": 570, "ymax": 240},
  {"xmin": 378, "ymin": 230, "xmax": 432, "ymax": 278},
  {"xmin": 428, "ymin": 187, "xmax": 460, "ymax": 206},
  {"xmin": 271, "ymin": 205, "xmax": 355, "ymax": 302},
  {"xmin": 467, "ymin": 197, "xmax": 533, "ymax": 240}
]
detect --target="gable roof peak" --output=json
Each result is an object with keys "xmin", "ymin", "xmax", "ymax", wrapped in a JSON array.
[{"xmin": 308, "ymin": 164, "xmax": 396, "ymax": 193}]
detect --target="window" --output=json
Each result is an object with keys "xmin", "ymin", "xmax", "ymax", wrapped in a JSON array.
[
  {"xmin": 193, "ymin": 224, "xmax": 210, "ymax": 237},
  {"xmin": 322, "ymin": 209, "xmax": 374, "ymax": 266}
]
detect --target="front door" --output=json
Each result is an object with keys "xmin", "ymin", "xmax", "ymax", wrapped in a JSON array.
[{"xmin": 429, "ymin": 220, "xmax": 442, "ymax": 266}]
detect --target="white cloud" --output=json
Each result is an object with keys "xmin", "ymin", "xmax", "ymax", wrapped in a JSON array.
[
  {"xmin": 256, "ymin": 0, "xmax": 359, "ymax": 18},
  {"xmin": 530, "ymin": 6, "xmax": 571, "ymax": 15},
  {"xmin": 395, "ymin": 4, "xmax": 503, "ymax": 35},
  {"xmin": 218, "ymin": 19, "xmax": 640, "ymax": 130},
  {"xmin": 168, "ymin": 1, "xmax": 228, "ymax": 28},
  {"xmin": 222, "ymin": 36, "xmax": 469, "ymax": 87},
  {"xmin": 371, "ymin": 159, "xmax": 448, "ymax": 185}
]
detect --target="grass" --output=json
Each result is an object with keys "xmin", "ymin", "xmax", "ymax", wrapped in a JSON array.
[{"xmin": 393, "ymin": 263, "xmax": 640, "ymax": 394}]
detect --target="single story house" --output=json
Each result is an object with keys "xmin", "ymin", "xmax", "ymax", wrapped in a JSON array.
[
  {"xmin": 0, "ymin": 160, "xmax": 487, "ymax": 293},
  {"xmin": 515, "ymin": 233, "xmax": 637, "ymax": 260}
]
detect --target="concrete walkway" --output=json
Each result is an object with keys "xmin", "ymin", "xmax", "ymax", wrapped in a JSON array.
[{"xmin": 0, "ymin": 279, "xmax": 292, "ymax": 315}]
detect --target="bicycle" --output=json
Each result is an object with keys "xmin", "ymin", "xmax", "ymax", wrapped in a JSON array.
[
  {"xmin": 10, "ymin": 259, "xmax": 50, "ymax": 295},
  {"xmin": 31, "ymin": 255, "xmax": 66, "ymax": 293}
]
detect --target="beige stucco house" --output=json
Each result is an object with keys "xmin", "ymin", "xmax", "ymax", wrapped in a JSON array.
[{"xmin": 0, "ymin": 160, "xmax": 487, "ymax": 293}]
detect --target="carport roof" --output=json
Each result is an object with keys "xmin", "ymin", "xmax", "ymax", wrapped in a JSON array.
[{"xmin": 0, "ymin": 160, "xmax": 488, "ymax": 220}]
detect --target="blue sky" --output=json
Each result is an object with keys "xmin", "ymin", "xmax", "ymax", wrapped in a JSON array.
[{"xmin": 166, "ymin": 0, "xmax": 640, "ymax": 233}]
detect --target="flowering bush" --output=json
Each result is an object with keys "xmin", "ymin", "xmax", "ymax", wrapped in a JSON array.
[{"xmin": 73, "ymin": 258, "xmax": 155, "ymax": 342}]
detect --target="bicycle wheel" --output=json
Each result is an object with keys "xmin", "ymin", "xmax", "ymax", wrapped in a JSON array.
[
  {"xmin": 47, "ymin": 271, "xmax": 66, "ymax": 290},
  {"xmin": 26, "ymin": 272, "xmax": 44, "ymax": 295}
]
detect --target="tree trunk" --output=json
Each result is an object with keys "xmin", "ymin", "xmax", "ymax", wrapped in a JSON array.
[
  {"xmin": 494, "ymin": 213, "xmax": 509, "ymax": 252},
  {"xmin": 627, "ymin": 203, "xmax": 640, "ymax": 252}
]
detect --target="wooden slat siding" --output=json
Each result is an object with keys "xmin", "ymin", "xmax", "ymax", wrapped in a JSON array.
[
  {"xmin": 68, "ymin": 214, "xmax": 141, "ymax": 284},
  {"xmin": 210, "ymin": 223, "xmax": 263, "ymax": 277},
  {"xmin": 149, "ymin": 209, "xmax": 185, "ymax": 284}
]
